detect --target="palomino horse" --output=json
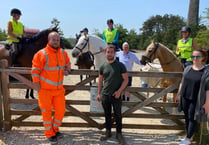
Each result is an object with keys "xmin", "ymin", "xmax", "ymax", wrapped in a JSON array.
[
  {"xmin": 72, "ymin": 34, "xmax": 106, "ymax": 69},
  {"xmin": 0, "ymin": 27, "xmax": 58, "ymax": 99},
  {"xmin": 140, "ymin": 40, "xmax": 183, "ymax": 102}
]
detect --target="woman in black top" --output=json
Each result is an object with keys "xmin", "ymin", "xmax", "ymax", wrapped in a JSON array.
[{"xmin": 176, "ymin": 49, "xmax": 209, "ymax": 145}]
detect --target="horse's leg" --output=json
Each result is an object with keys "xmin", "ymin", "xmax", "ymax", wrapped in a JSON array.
[
  {"xmin": 80, "ymin": 75, "xmax": 83, "ymax": 81},
  {"xmin": 25, "ymin": 89, "xmax": 29, "ymax": 99},
  {"xmin": 30, "ymin": 89, "xmax": 35, "ymax": 99},
  {"xmin": 162, "ymin": 95, "xmax": 167, "ymax": 103}
]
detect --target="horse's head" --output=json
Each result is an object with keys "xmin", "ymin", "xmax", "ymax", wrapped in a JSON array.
[
  {"xmin": 72, "ymin": 34, "xmax": 89, "ymax": 57},
  {"xmin": 140, "ymin": 40, "xmax": 159, "ymax": 65}
]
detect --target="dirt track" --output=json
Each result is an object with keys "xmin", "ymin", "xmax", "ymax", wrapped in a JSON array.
[{"xmin": 0, "ymin": 50, "xmax": 184, "ymax": 145}]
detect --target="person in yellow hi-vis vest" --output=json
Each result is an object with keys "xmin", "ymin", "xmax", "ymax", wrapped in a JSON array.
[
  {"xmin": 7, "ymin": 8, "xmax": 24, "ymax": 63},
  {"xmin": 176, "ymin": 26, "xmax": 199, "ymax": 68},
  {"xmin": 103, "ymin": 19, "xmax": 119, "ymax": 51}
]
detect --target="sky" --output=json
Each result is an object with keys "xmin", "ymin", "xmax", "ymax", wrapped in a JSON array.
[{"xmin": 0, "ymin": 0, "xmax": 208, "ymax": 38}]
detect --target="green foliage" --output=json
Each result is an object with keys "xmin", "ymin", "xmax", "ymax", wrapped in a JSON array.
[
  {"xmin": 195, "ymin": 29, "xmax": 209, "ymax": 49},
  {"xmin": 140, "ymin": 14, "xmax": 186, "ymax": 50},
  {"xmin": 62, "ymin": 38, "xmax": 73, "ymax": 49},
  {"xmin": 0, "ymin": 29, "xmax": 7, "ymax": 41}
]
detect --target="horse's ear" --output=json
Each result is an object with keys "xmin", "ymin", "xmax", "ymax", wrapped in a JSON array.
[{"xmin": 152, "ymin": 40, "xmax": 155, "ymax": 45}]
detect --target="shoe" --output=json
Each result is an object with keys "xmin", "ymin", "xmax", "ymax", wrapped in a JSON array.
[
  {"xmin": 122, "ymin": 95, "xmax": 125, "ymax": 101},
  {"xmin": 56, "ymin": 132, "xmax": 64, "ymax": 139},
  {"xmin": 127, "ymin": 97, "xmax": 130, "ymax": 101},
  {"xmin": 179, "ymin": 139, "xmax": 191, "ymax": 145},
  {"xmin": 48, "ymin": 136, "xmax": 57, "ymax": 142},
  {"xmin": 100, "ymin": 130, "xmax": 112, "ymax": 141},
  {"xmin": 116, "ymin": 133, "xmax": 125, "ymax": 145},
  {"xmin": 180, "ymin": 136, "xmax": 186, "ymax": 141}
]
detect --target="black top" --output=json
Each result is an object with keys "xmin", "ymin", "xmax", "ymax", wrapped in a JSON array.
[{"xmin": 182, "ymin": 67, "xmax": 205, "ymax": 100}]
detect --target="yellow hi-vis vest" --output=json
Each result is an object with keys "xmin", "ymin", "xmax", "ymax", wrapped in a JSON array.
[
  {"xmin": 104, "ymin": 28, "xmax": 117, "ymax": 43},
  {"xmin": 7, "ymin": 19, "xmax": 23, "ymax": 43},
  {"xmin": 177, "ymin": 38, "xmax": 193, "ymax": 61}
]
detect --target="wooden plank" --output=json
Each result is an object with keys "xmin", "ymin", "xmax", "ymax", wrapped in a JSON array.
[
  {"xmin": 8, "ymin": 72, "xmax": 37, "ymax": 90},
  {"xmin": 132, "ymin": 92, "xmax": 184, "ymax": 125},
  {"xmin": 11, "ymin": 121, "xmax": 184, "ymax": 130},
  {"xmin": 66, "ymin": 105, "xmax": 102, "ymax": 129},
  {"xmin": 122, "ymin": 81, "xmax": 180, "ymax": 116},
  {"xmin": 11, "ymin": 110, "xmax": 184, "ymax": 119},
  {"xmin": 0, "ymin": 60, "xmax": 12, "ymax": 131},
  {"xmin": 0, "ymin": 73, "xmax": 3, "ymax": 129}
]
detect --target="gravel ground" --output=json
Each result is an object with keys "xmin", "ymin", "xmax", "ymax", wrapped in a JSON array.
[{"xmin": 0, "ymin": 50, "xmax": 186, "ymax": 145}]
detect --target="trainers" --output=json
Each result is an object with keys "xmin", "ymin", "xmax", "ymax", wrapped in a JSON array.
[
  {"xmin": 48, "ymin": 135, "xmax": 57, "ymax": 142},
  {"xmin": 100, "ymin": 130, "xmax": 112, "ymax": 141},
  {"xmin": 180, "ymin": 136, "xmax": 186, "ymax": 141},
  {"xmin": 179, "ymin": 139, "xmax": 191, "ymax": 145},
  {"xmin": 116, "ymin": 133, "xmax": 125, "ymax": 145},
  {"xmin": 56, "ymin": 132, "xmax": 64, "ymax": 139}
]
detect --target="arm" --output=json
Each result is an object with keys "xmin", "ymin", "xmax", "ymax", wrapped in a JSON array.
[
  {"xmin": 192, "ymin": 39, "xmax": 199, "ymax": 50},
  {"xmin": 103, "ymin": 31, "xmax": 106, "ymax": 42},
  {"xmin": 63, "ymin": 51, "xmax": 71, "ymax": 76},
  {"xmin": 7, "ymin": 21, "xmax": 18, "ymax": 39},
  {"xmin": 175, "ymin": 83, "xmax": 182, "ymax": 103},
  {"xmin": 202, "ymin": 90, "xmax": 209, "ymax": 114},
  {"xmin": 113, "ymin": 30, "xmax": 119, "ymax": 44},
  {"xmin": 97, "ymin": 74, "xmax": 103, "ymax": 101},
  {"xmin": 113, "ymin": 73, "xmax": 128, "ymax": 98}
]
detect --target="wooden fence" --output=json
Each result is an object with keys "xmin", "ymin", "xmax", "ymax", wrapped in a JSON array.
[{"xmin": 0, "ymin": 59, "xmax": 185, "ymax": 131}]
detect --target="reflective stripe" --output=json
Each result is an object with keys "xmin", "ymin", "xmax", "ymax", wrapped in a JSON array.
[
  {"xmin": 31, "ymin": 74, "xmax": 40, "ymax": 77},
  {"xmin": 43, "ymin": 121, "xmax": 52, "ymax": 124},
  {"xmin": 40, "ymin": 76, "xmax": 63, "ymax": 86},
  {"xmin": 41, "ymin": 109, "xmax": 46, "ymax": 112},
  {"xmin": 32, "ymin": 67, "xmax": 41, "ymax": 71},
  {"xmin": 45, "ymin": 126, "xmax": 52, "ymax": 130},
  {"xmin": 66, "ymin": 62, "xmax": 71, "ymax": 66},
  {"xmin": 53, "ymin": 123, "xmax": 59, "ymax": 127},
  {"xmin": 43, "ymin": 65, "xmax": 65, "ymax": 71},
  {"xmin": 54, "ymin": 119, "xmax": 62, "ymax": 124}
]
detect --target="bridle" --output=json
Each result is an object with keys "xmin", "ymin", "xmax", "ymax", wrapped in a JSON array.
[
  {"xmin": 142, "ymin": 42, "xmax": 159, "ymax": 63},
  {"xmin": 75, "ymin": 36, "xmax": 104, "ymax": 56},
  {"xmin": 142, "ymin": 42, "xmax": 176, "ymax": 66}
]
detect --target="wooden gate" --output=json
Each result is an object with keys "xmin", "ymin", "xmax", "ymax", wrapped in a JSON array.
[{"xmin": 0, "ymin": 59, "xmax": 184, "ymax": 131}]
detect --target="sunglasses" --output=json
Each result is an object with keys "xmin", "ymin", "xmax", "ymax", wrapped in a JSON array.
[{"xmin": 191, "ymin": 55, "xmax": 201, "ymax": 59}]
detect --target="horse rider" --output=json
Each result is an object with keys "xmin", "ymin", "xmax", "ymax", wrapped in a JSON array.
[
  {"xmin": 103, "ymin": 19, "xmax": 119, "ymax": 51},
  {"xmin": 7, "ymin": 8, "xmax": 24, "ymax": 64},
  {"xmin": 80, "ymin": 27, "xmax": 88, "ymax": 36},
  {"xmin": 176, "ymin": 26, "xmax": 199, "ymax": 68}
]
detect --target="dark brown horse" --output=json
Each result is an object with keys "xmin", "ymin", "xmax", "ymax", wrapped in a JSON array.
[{"xmin": 0, "ymin": 27, "xmax": 58, "ymax": 99}]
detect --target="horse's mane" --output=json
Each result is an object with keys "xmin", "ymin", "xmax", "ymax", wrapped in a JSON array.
[{"xmin": 159, "ymin": 43, "xmax": 178, "ymax": 58}]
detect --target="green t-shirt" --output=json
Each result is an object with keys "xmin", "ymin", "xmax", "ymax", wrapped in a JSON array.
[{"xmin": 99, "ymin": 60, "xmax": 127, "ymax": 96}]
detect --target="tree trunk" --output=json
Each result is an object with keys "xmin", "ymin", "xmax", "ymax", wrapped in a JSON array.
[{"xmin": 187, "ymin": 0, "xmax": 199, "ymax": 27}]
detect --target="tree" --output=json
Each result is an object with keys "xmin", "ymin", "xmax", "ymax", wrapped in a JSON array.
[
  {"xmin": 0, "ymin": 29, "xmax": 7, "ymax": 41},
  {"xmin": 114, "ymin": 24, "xmax": 128, "ymax": 48},
  {"xmin": 187, "ymin": 0, "xmax": 199, "ymax": 27},
  {"xmin": 140, "ymin": 14, "xmax": 186, "ymax": 50}
]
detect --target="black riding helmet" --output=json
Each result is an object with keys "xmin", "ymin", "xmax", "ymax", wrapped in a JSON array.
[
  {"xmin": 181, "ymin": 26, "xmax": 191, "ymax": 33},
  {"xmin": 107, "ymin": 19, "xmax": 114, "ymax": 24},
  {"xmin": 11, "ymin": 8, "xmax": 22, "ymax": 16}
]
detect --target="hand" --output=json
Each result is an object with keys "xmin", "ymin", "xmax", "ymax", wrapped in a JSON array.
[
  {"xmin": 97, "ymin": 94, "xmax": 101, "ymax": 101},
  {"xmin": 34, "ymin": 82, "xmax": 40, "ymax": 92},
  {"xmin": 202, "ymin": 103, "xmax": 209, "ymax": 114},
  {"xmin": 113, "ymin": 90, "xmax": 121, "ymax": 99},
  {"xmin": 174, "ymin": 96, "xmax": 180, "ymax": 103},
  {"xmin": 63, "ymin": 68, "xmax": 71, "ymax": 76}
]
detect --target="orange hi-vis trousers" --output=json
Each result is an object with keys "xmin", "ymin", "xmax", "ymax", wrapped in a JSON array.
[{"xmin": 38, "ymin": 88, "xmax": 65, "ymax": 138}]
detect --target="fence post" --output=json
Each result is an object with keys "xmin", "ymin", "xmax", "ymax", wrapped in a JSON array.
[
  {"xmin": 0, "ymin": 65, "xmax": 3, "ymax": 130},
  {"xmin": 0, "ymin": 59, "xmax": 12, "ymax": 131}
]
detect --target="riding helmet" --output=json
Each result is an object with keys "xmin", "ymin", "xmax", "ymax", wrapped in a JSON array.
[
  {"xmin": 83, "ymin": 28, "xmax": 88, "ymax": 32},
  {"xmin": 181, "ymin": 26, "xmax": 191, "ymax": 33},
  {"xmin": 107, "ymin": 19, "xmax": 114, "ymax": 24},
  {"xmin": 11, "ymin": 8, "xmax": 22, "ymax": 16}
]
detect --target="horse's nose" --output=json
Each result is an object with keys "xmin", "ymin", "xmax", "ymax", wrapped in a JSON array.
[{"xmin": 72, "ymin": 51, "xmax": 79, "ymax": 57}]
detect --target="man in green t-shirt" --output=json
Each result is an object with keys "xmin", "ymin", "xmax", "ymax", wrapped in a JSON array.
[{"xmin": 97, "ymin": 44, "xmax": 128, "ymax": 145}]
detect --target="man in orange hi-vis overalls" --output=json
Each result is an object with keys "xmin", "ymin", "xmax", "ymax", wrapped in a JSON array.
[{"xmin": 31, "ymin": 32, "xmax": 71, "ymax": 143}]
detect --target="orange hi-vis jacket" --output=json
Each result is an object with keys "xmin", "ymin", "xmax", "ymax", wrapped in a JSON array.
[{"xmin": 31, "ymin": 44, "xmax": 71, "ymax": 89}]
